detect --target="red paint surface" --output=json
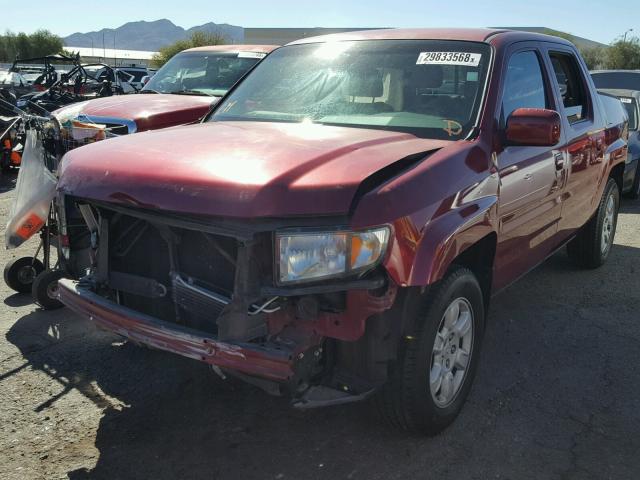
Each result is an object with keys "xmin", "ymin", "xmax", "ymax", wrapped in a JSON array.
[
  {"xmin": 55, "ymin": 95, "xmax": 215, "ymax": 132},
  {"xmin": 58, "ymin": 121, "xmax": 450, "ymax": 217},
  {"xmin": 506, "ymin": 108, "xmax": 562, "ymax": 146}
]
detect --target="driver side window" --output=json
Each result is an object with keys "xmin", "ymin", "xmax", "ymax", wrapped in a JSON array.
[{"xmin": 501, "ymin": 51, "xmax": 548, "ymax": 127}]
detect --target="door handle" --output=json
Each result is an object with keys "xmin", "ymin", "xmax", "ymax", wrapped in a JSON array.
[{"xmin": 554, "ymin": 152, "xmax": 565, "ymax": 170}]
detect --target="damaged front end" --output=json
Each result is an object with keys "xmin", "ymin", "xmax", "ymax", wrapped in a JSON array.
[{"xmin": 58, "ymin": 196, "xmax": 399, "ymax": 406}]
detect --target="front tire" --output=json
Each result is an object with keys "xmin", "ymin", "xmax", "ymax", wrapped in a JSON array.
[
  {"xmin": 567, "ymin": 178, "xmax": 620, "ymax": 268},
  {"xmin": 376, "ymin": 266, "xmax": 485, "ymax": 435},
  {"xmin": 627, "ymin": 163, "xmax": 640, "ymax": 200}
]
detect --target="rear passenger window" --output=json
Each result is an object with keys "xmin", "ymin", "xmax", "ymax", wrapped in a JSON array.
[
  {"xmin": 502, "ymin": 51, "xmax": 547, "ymax": 125},
  {"xmin": 549, "ymin": 52, "xmax": 588, "ymax": 123}
]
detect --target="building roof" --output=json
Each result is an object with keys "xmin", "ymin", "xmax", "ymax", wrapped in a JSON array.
[{"xmin": 64, "ymin": 46, "xmax": 157, "ymax": 60}]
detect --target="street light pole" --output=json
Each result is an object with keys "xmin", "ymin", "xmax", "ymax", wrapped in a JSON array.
[{"xmin": 623, "ymin": 28, "xmax": 633, "ymax": 42}]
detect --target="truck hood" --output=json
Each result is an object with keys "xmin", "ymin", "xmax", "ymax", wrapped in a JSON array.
[
  {"xmin": 54, "ymin": 94, "xmax": 216, "ymax": 131},
  {"xmin": 58, "ymin": 121, "xmax": 450, "ymax": 218}
]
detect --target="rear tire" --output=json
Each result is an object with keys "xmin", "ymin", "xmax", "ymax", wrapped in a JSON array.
[
  {"xmin": 567, "ymin": 178, "xmax": 620, "ymax": 268},
  {"xmin": 4, "ymin": 257, "xmax": 45, "ymax": 293},
  {"xmin": 375, "ymin": 266, "xmax": 485, "ymax": 435},
  {"xmin": 32, "ymin": 270, "xmax": 65, "ymax": 310},
  {"xmin": 626, "ymin": 164, "xmax": 640, "ymax": 200}
]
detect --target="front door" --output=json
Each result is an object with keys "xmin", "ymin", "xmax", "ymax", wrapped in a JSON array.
[{"xmin": 493, "ymin": 48, "xmax": 566, "ymax": 290}]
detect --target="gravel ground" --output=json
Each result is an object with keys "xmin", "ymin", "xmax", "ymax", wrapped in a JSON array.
[{"xmin": 1, "ymin": 170, "xmax": 639, "ymax": 480}]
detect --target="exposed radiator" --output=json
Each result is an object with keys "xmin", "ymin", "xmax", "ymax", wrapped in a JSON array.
[{"xmin": 171, "ymin": 273, "xmax": 230, "ymax": 330}]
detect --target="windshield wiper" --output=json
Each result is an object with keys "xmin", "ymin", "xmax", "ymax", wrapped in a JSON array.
[
  {"xmin": 140, "ymin": 89, "xmax": 159, "ymax": 94},
  {"xmin": 169, "ymin": 89, "xmax": 212, "ymax": 96}
]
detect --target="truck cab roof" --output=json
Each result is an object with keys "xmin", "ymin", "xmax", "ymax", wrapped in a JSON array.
[
  {"xmin": 287, "ymin": 28, "xmax": 575, "ymax": 48},
  {"xmin": 183, "ymin": 44, "xmax": 279, "ymax": 54}
]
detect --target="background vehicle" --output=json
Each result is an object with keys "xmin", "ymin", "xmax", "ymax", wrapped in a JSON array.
[
  {"xmin": 56, "ymin": 29, "xmax": 627, "ymax": 435},
  {"xmin": 10, "ymin": 54, "xmax": 78, "ymax": 93},
  {"xmin": 591, "ymin": 70, "xmax": 640, "ymax": 91},
  {"xmin": 597, "ymin": 89, "xmax": 640, "ymax": 198},
  {"xmin": 82, "ymin": 65, "xmax": 145, "ymax": 93},
  {"xmin": 116, "ymin": 66, "xmax": 148, "ymax": 90},
  {"xmin": 0, "ymin": 71, "xmax": 33, "ymax": 99},
  {"xmin": 52, "ymin": 44, "xmax": 277, "ymax": 154},
  {"xmin": 17, "ymin": 62, "xmax": 136, "ymax": 113}
]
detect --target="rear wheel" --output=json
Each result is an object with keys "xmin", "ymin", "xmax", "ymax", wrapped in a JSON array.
[
  {"xmin": 32, "ymin": 270, "xmax": 65, "ymax": 310},
  {"xmin": 567, "ymin": 178, "xmax": 620, "ymax": 268},
  {"xmin": 4, "ymin": 257, "xmax": 45, "ymax": 293},
  {"xmin": 375, "ymin": 266, "xmax": 484, "ymax": 435}
]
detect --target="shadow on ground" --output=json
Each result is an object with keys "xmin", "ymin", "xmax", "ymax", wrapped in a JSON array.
[
  {"xmin": 4, "ymin": 240, "xmax": 640, "ymax": 479},
  {"xmin": 0, "ymin": 170, "xmax": 17, "ymax": 194}
]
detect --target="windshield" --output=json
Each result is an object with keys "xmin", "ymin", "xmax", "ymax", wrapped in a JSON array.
[
  {"xmin": 591, "ymin": 72, "xmax": 640, "ymax": 91},
  {"xmin": 210, "ymin": 40, "xmax": 491, "ymax": 139},
  {"xmin": 144, "ymin": 51, "xmax": 264, "ymax": 96}
]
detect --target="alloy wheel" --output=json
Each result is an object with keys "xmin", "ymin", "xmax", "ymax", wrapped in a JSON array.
[
  {"xmin": 601, "ymin": 192, "xmax": 616, "ymax": 255},
  {"xmin": 429, "ymin": 297, "xmax": 474, "ymax": 408}
]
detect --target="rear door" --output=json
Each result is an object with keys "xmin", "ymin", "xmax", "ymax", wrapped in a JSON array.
[
  {"xmin": 543, "ymin": 47, "xmax": 605, "ymax": 237},
  {"xmin": 494, "ymin": 45, "xmax": 566, "ymax": 288}
]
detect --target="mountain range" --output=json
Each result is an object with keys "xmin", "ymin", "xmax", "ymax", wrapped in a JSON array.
[{"xmin": 63, "ymin": 19, "xmax": 243, "ymax": 51}]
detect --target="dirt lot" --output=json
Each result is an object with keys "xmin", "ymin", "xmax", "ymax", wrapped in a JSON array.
[{"xmin": 0, "ymin": 170, "xmax": 639, "ymax": 480}]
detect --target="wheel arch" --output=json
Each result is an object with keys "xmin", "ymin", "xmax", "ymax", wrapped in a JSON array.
[
  {"xmin": 401, "ymin": 194, "xmax": 498, "ymax": 292},
  {"xmin": 609, "ymin": 161, "xmax": 625, "ymax": 194}
]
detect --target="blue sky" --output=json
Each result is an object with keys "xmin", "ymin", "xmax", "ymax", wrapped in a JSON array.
[{"xmin": 6, "ymin": 0, "xmax": 635, "ymax": 44}]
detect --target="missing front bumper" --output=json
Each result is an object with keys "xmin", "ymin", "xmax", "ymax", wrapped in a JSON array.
[{"xmin": 57, "ymin": 278, "xmax": 295, "ymax": 382}]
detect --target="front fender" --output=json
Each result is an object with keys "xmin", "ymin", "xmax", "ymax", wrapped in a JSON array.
[
  {"xmin": 384, "ymin": 189, "xmax": 498, "ymax": 287},
  {"xmin": 409, "ymin": 195, "xmax": 498, "ymax": 286},
  {"xmin": 350, "ymin": 141, "xmax": 498, "ymax": 288}
]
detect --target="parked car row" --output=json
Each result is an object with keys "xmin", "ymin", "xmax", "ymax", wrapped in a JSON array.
[
  {"xmin": 51, "ymin": 45, "xmax": 276, "ymax": 152},
  {"xmin": 591, "ymin": 70, "xmax": 640, "ymax": 199},
  {"xmin": 4, "ymin": 29, "xmax": 634, "ymax": 435}
]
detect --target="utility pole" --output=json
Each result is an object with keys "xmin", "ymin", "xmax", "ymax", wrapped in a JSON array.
[
  {"xmin": 102, "ymin": 32, "xmax": 105, "ymax": 62},
  {"xmin": 113, "ymin": 33, "xmax": 116, "ymax": 66}
]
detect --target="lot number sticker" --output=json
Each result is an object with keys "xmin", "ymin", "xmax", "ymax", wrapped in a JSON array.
[
  {"xmin": 238, "ymin": 52, "xmax": 267, "ymax": 59},
  {"xmin": 417, "ymin": 52, "xmax": 482, "ymax": 67}
]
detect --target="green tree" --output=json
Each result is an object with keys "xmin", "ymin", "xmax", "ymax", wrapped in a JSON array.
[
  {"xmin": 151, "ymin": 31, "xmax": 226, "ymax": 68},
  {"xmin": 0, "ymin": 30, "xmax": 63, "ymax": 62},
  {"xmin": 581, "ymin": 46, "xmax": 607, "ymax": 70},
  {"xmin": 605, "ymin": 36, "xmax": 640, "ymax": 69}
]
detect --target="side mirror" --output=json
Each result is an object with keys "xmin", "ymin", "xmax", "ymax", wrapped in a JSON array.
[
  {"xmin": 141, "ymin": 76, "xmax": 150, "ymax": 85},
  {"xmin": 505, "ymin": 108, "xmax": 561, "ymax": 147}
]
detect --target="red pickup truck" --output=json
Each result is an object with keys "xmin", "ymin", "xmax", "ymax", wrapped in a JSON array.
[
  {"xmin": 52, "ymin": 44, "xmax": 277, "ymax": 151},
  {"xmin": 56, "ymin": 29, "xmax": 628, "ymax": 434}
]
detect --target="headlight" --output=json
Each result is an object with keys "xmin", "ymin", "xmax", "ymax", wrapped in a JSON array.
[{"xmin": 277, "ymin": 227, "xmax": 390, "ymax": 284}]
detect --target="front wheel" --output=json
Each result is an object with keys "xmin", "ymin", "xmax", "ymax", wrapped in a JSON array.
[
  {"xmin": 376, "ymin": 266, "xmax": 485, "ymax": 435},
  {"xmin": 567, "ymin": 178, "xmax": 620, "ymax": 268}
]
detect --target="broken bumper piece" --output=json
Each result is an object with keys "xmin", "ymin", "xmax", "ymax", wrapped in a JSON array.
[{"xmin": 57, "ymin": 278, "xmax": 294, "ymax": 382}]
